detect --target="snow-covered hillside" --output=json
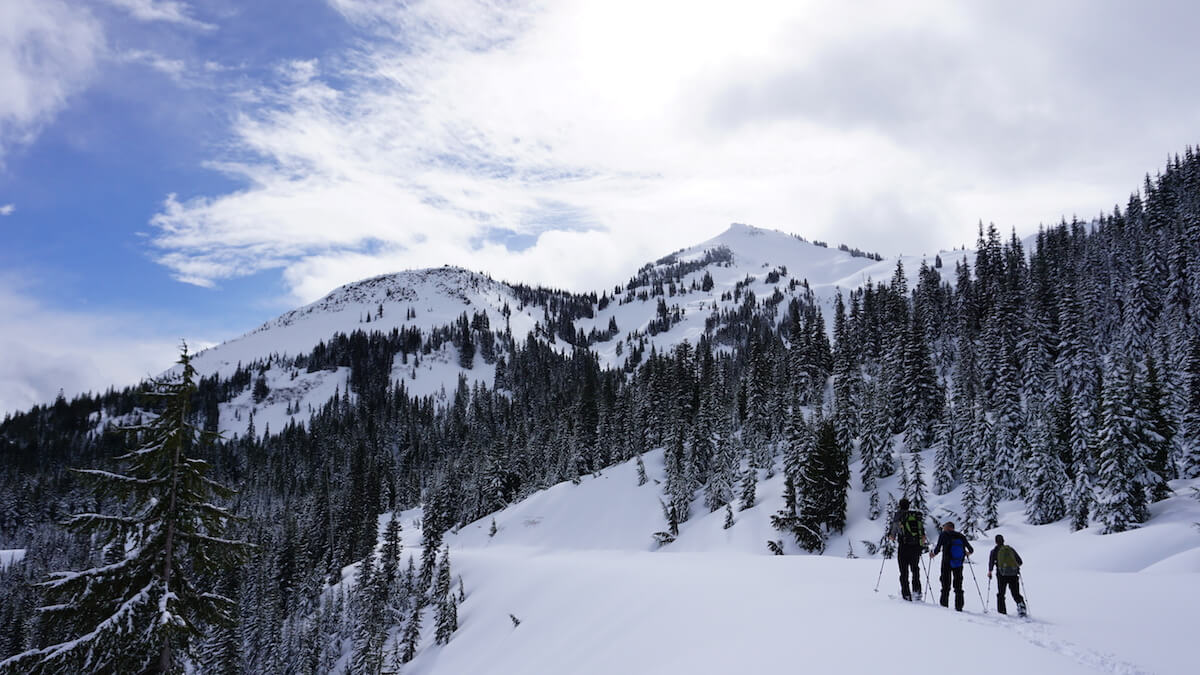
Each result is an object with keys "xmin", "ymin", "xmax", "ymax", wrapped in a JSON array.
[
  {"xmin": 190, "ymin": 267, "xmax": 538, "ymax": 379},
  {"xmin": 179, "ymin": 224, "xmax": 973, "ymax": 438},
  {"xmin": 345, "ymin": 446, "xmax": 1200, "ymax": 675}
]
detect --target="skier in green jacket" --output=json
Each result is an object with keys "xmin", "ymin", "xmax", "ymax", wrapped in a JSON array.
[{"xmin": 987, "ymin": 534, "xmax": 1027, "ymax": 617}]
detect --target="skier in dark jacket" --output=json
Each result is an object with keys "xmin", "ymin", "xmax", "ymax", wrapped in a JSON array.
[
  {"xmin": 930, "ymin": 521, "xmax": 973, "ymax": 611},
  {"xmin": 987, "ymin": 534, "xmax": 1026, "ymax": 616},
  {"xmin": 887, "ymin": 498, "xmax": 926, "ymax": 601}
]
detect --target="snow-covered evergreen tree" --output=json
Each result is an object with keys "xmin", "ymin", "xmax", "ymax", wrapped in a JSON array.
[
  {"xmin": 739, "ymin": 465, "xmax": 757, "ymax": 511},
  {"xmin": 1094, "ymin": 356, "xmax": 1152, "ymax": 533},
  {"xmin": 0, "ymin": 345, "xmax": 250, "ymax": 675},
  {"xmin": 434, "ymin": 547, "xmax": 457, "ymax": 645}
]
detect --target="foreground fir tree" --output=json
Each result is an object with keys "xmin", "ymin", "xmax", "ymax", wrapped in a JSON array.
[{"xmin": 0, "ymin": 345, "xmax": 250, "ymax": 675}]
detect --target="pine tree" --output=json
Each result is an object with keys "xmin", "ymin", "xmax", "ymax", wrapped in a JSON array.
[
  {"xmin": 1142, "ymin": 355, "xmax": 1174, "ymax": 501},
  {"xmin": 0, "ymin": 345, "xmax": 250, "ymax": 675},
  {"xmin": 663, "ymin": 428, "xmax": 692, "ymax": 524},
  {"xmin": 704, "ymin": 413, "xmax": 737, "ymax": 512},
  {"xmin": 434, "ymin": 548, "xmax": 457, "ymax": 645},
  {"xmin": 1179, "ymin": 335, "xmax": 1200, "ymax": 479},
  {"xmin": 739, "ymin": 466, "xmax": 756, "ymax": 511},
  {"xmin": 907, "ymin": 451, "xmax": 928, "ymax": 514},
  {"xmin": 199, "ymin": 573, "xmax": 242, "ymax": 675},
  {"xmin": 931, "ymin": 416, "xmax": 957, "ymax": 495},
  {"xmin": 1024, "ymin": 401, "xmax": 1067, "ymax": 525},
  {"xmin": 400, "ymin": 603, "xmax": 421, "ymax": 663},
  {"xmin": 350, "ymin": 552, "xmax": 384, "ymax": 675},
  {"xmin": 1094, "ymin": 356, "xmax": 1152, "ymax": 533}
]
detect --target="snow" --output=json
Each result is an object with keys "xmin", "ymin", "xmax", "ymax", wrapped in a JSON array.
[
  {"xmin": 188, "ymin": 267, "xmax": 539, "ymax": 383},
  {"xmin": 216, "ymin": 365, "xmax": 351, "ymax": 439},
  {"xmin": 0, "ymin": 549, "xmax": 24, "ymax": 570},
  {"xmin": 173, "ymin": 224, "xmax": 980, "ymax": 422},
  {"xmin": 364, "ymin": 448, "xmax": 1200, "ymax": 675}
]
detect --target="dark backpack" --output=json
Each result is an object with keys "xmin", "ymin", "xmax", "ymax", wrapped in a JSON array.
[
  {"xmin": 996, "ymin": 545, "xmax": 1020, "ymax": 576},
  {"xmin": 898, "ymin": 510, "xmax": 924, "ymax": 545},
  {"xmin": 947, "ymin": 536, "xmax": 967, "ymax": 569}
]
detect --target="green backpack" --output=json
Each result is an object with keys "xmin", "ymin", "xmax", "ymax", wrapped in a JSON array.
[
  {"xmin": 996, "ymin": 545, "xmax": 1020, "ymax": 576},
  {"xmin": 898, "ymin": 510, "xmax": 923, "ymax": 545}
]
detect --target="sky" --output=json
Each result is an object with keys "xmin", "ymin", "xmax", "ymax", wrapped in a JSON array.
[{"xmin": 2, "ymin": 0, "xmax": 1200, "ymax": 415}]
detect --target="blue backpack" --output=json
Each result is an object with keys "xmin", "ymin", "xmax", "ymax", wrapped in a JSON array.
[{"xmin": 948, "ymin": 536, "xmax": 966, "ymax": 569}]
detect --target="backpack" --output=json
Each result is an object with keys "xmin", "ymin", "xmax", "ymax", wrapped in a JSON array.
[
  {"xmin": 947, "ymin": 536, "xmax": 966, "ymax": 569},
  {"xmin": 898, "ymin": 510, "xmax": 924, "ymax": 545},
  {"xmin": 996, "ymin": 545, "xmax": 1020, "ymax": 576}
]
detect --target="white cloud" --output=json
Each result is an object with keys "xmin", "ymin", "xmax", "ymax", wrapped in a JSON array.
[
  {"xmin": 0, "ymin": 0, "xmax": 104, "ymax": 163},
  {"xmin": 98, "ymin": 0, "xmax": 214, "ymax": 31},
  {"xmin": 0, "ymin": 283, "xmax": 186, "ymax": 417},
  {"xmin": 117, "ymin": 49, "xmax": 188, "ymax": 81},
  {"xmin": 0, "ymin": 204, "xmax": 13, "ymax": 216},
  {"xmin": 149, "ymin": 0, "xmax": 1200, "ymax": 304}
]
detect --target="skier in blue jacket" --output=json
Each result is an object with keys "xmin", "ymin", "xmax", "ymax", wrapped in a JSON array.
[{"xmin": 930, "ymin": 521, "xmax": 973, "ymax": 611}]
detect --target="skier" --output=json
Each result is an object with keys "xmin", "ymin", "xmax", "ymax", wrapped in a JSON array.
[
  {"xmin": 887, "ymin": 497, "xmax": 927, "ymax": 601},
  {"xmin": 929, "ymin": 521, "xmax": 973, "ymax": 611},
  {"xmin": 987, "ymin": 534, "xmax": 1027, "ymax": 616}
]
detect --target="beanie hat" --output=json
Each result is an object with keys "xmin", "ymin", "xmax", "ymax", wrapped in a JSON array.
[
  {"xmin": 898, "ymin": 498, "xmax": 910, "ymax": 510},
  {"xmin": 995, "ymin": 534, "xmax": 1005, "ymax": 544}
]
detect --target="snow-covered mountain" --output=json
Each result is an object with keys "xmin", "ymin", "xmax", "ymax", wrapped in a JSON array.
[{"xmin": 190, "ymin": 223, "xmax": 972, "ymax": 439}]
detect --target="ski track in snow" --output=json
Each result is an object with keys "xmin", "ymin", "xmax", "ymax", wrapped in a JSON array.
[
  {"xmin": 887, "ymin": 594, "xmax": 1153, "ymax": 674},
  {"xmin": 968, "ymin": 615, "xmax": 1153, "ymax": 675}
]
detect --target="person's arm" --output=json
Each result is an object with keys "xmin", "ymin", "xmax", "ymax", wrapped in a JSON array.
[
  {"xmin": 988, "ymin": 548, "xmax": 997, "ymax": 574},
  {"xmin": 1015, "ymin": 550, "xmax": 1023, "ymax": 566},
  {"xmin": 930, "ymin": 532, "xmax": 943, "ymax": 556},
  {"xmin": 965, "ymin": 538, "xmax": 974, "ymax": 556}
]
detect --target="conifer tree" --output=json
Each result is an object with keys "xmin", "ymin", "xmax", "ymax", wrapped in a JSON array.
[
  {"xmin": 350, "ymin": 552, "xmax": 384, "ymax": 675},
  {"xmin": 907, "ymin": 451, "xmax": 928, "ymax": 514},
  {"xmin": 739, "ymin": 466, "xmax": 757, "ymax": 511},
  {"xmin": 1179, "ymin": 335, "xmax": 1200, "ymax": 479},
  {"xmin": 1142, "ymin": 355, "xmax": 1174, "ymax": 501},
  {"xmin": 931, "ymin": 417, "xmax": 956, "ymax": 495},
  {"xmin": 400, "ymin": 603, "xmax": 421, "ymax": 663},
  {"xmin": 434, "ymin": 548, "xmax": 457, "ymax": 645},
  {"xmin": 0, "ymin": 345, "xmax": 250, "ymax": 675},
  {"xmin": 1024, "ymin": 401, "xmax": 1067, "ymax": 525},
  {"xmin": 1094, "ymin": 356, "xmax": 1152, "ymax": 533},
  {"xmin": 704, "ymin": 418, "xmax": 737, "ymax": 513}
]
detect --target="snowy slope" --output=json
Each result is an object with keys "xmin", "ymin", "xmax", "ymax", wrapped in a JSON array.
[
  {"xmin": 190, "ymin": 267, "xmax": 538, "ymax": 380},
  {"xmin": 395, "ymin": 451, "xmax": 1200, "ymax": 675},
  {"xmin": 190, "ymin": 224, "xmax": 967, "ymax": 381},
  {"xmin": 173, "ymin": 224, "xmax": 988, "ymax": 438},
  {"xmin": 187, "ymin": 267, "xmax": 536, "ymax": 437},
  {"xmin": 328, "ymin": 445, "xmax": 1200, "ymax": 675}
]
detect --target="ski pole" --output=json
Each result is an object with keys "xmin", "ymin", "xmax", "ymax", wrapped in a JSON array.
[
  {"xmin": 874, "ymin": 550, "xmax": 888, "ymax": 592},
  {"xmin": 985, "ymin": 575, "xmax": 992, "ymax": 613},
  {"xmin": 966, "ymin": 558, "xmax": 986, "ymax": 613},
  {"xmin": 920, "ymin": 549, "xmax": 933, "ymax": 603},
  {"xmin": 1019, "ymin": 573, "xmax": 1030, "ymax": 614}
]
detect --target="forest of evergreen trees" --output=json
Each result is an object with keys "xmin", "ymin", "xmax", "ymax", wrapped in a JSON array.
[{"xmin": 3, "ymin": 149, "xmax": 1200, "ymax": 672}]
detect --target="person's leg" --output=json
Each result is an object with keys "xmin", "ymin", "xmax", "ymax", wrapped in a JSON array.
[
  {"xmin": 897, "ymin": 549, "xmax": 912, "ymax": 600},
  {"xmin": 910, "ymin": 556, "xmax": 922, "ymax": 597},
  {"xmin": 996, "ymin": 576, "xmax": 1009, "ymax": 614},
  {"xmin": 939, "ymin": 564, "xmax": 950, "ymax": 607},
  {"xmin": 1009, "ymin": 576, "xmax": 1024, "ymax": 605},
  {"xmin": 1009, "ymin": 575, "xmax": 1026, "ymax": 615},
  {"xmin": 952, "ymin": 567, "xmax": 965, "ymax": 611}
]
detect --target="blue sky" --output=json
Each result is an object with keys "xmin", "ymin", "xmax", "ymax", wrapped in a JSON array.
[{"xmin": 3, "ymin": 0, "xmax": 1200, "ymax": 414}]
